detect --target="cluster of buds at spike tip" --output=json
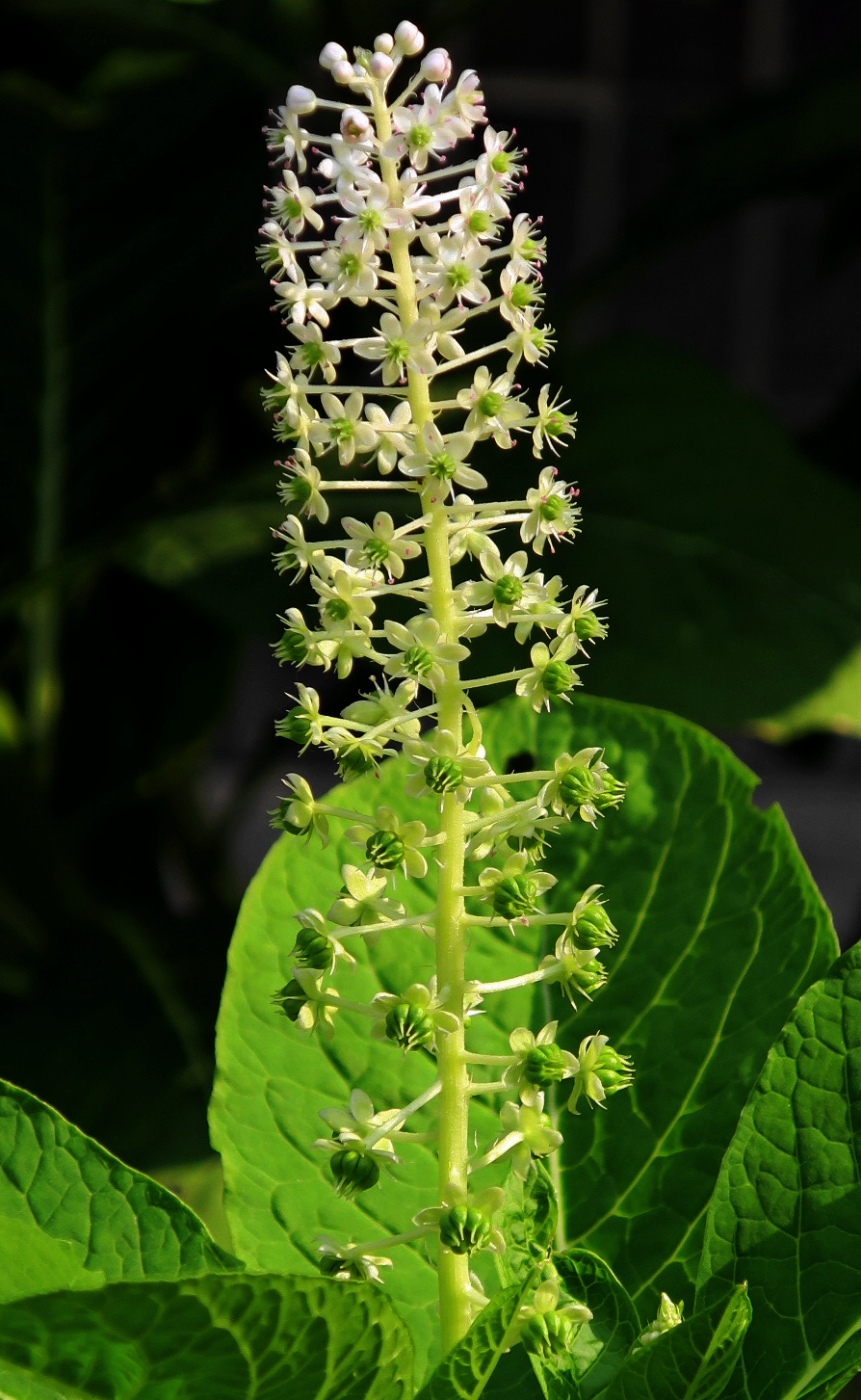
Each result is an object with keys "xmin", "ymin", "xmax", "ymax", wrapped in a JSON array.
[{"xmin": 261, "ymin": 20, "xmax": 636, "ymax": 1346}]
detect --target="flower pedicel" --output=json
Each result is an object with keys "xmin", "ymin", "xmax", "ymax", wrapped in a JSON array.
[{"xmin": 263, "ymin": 20, "xmax": 637, "ymax": 1357}]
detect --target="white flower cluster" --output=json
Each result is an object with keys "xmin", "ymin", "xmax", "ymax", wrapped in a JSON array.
[{"xmin": 263, "ymin": 22, "xmax": 633, "ymax": 1310}]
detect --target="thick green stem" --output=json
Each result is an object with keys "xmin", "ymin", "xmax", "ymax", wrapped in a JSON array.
[{"xmin": 373, "ymin": 82, "xmax": 472, "ymax": 1353}]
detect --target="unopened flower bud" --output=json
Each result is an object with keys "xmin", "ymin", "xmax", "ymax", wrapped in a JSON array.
[
  {"xmin": 319, "ymin": 41, "xmax": 347, "ymax": 70},
  {"xmin": 286, "ymin": 84, "xmax": 316, "ymax": 115},
  {"xmin": 340, "ymin": 107, "xmax": 372, "ymax": 141},
  {"xmin": 331, "ymin": 59, "xmax": 356, "ymax": 85},
  {"xmin": 522, "ymin": 1310, "xmax": 578, "ymax": 1361},
  {"xmin": 366, "ymin": 830, "xmax": 406, "ymax": 869},
  {"xmin": 492, "ymin": 874, "xmax": 538, "ymax": 921},
  {"xmin": 293, "ymin": 924, "xmax": 332, "ymax": 971},
  {"xmin": 394, "ymin": 20, "xmax": 424, "ymax": 55},
  {"xmin": 421, "ymin": 47, "xmax": 451, "ymax": 83},
  {"xmin": 330, "ymin": 1147, "xmax": 380, "ymax": 1198},
  {"xmin": 523, "ymin": 1043, "xmax": 570, "ymax": 1087},
  {"xmin": 273, "ymin": 979, "xmax": 309, "ymax": 1022},
  {"xmin": 374, "ymin": 32, "xmax": 395, "ymax": 53},
  {"xmin": 385, "ymin": 1001, "xmax": 435, "ymax": 1051},
  {"xmin": 424, "ymin": 756, "xmax": 463, "ymax": 794},
  {"xmin": 439, "ymin": 1205, "xmax": 492, "ymax": 1255},
  {"xmin": 369, "ymin": 52, "xmax": 394, "ymax": 79}
]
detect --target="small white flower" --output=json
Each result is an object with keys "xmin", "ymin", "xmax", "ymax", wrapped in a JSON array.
[
  {"xmin": 311, "ymin": 561, "xmax": 376, "ymax": 631},
  {"xmin": 404, "ymin": 728, "xmax": 491, "ymax": 805},
  {"xmin": 311, "ymin": 236, "xmax": 380, "ymax": 302},
  {"xmin": 342, "ymin": 510, "xmax": 422, "ymax": 580},
  {"xmin": 288, "ymin": 322, "xmax": 341, "ymax": 383},
  {"xmin": 382, "ymin": 86, "xmax": 459, "ymax": 171},
  {"xmin": 354, "ymin": 311, "xmax": 437, "ymax": 384},
  {"xmin": 278, "ymin": 451, "xmax": 329, "ymax": 524},
  {"xmin": 364, "ymin": 400, "xmax": 414, "ymax": 475},
  {"xmin": 521, "ymin": 466, "xmax": 581, "ymax": 552},
  {"xmin": 516, "ymin": 635, "xmax": 582, "ymax": 712},
  {"xmin": 440, "ymin": 69, "xmax": 486, "ymax": 136},
  {"xmin": 417, "ymin": 237, "xmax": 491, "ymax": 308},
  {"xmin": 317, "ymin": 134, "xmax": 376, "ymax": 194},
  {"xmin": 309, "ymin": 391, "xmax": 379, "ymax": 465},
  {"xmin": 383, "ymin": 614, "xmax": 470, "ymax": 690},
  {"xmin": 482, "ymin": 1089, "xmax": 564, "ymax": 1180},
  {"xmin": 272, "ymin": 273, "xmax": 334, "ymax": 327},
  {"xmin": 315, "ymin": 1237, "xmax": 392, "ymax": 1285},
  {"xmin": 399, "ymin": 422, "xmax": 487, "ymax": 496},
  {"xmin": 457, "ymin": 366, "xmax": 528, "ymax": 448},
  {"xmin": 328, "ymin": 865, "xmax": 405, "ymax": 931},
  {"xmin": 530, "ymin": 384, "xmax": 578, "ymax": 459},
  {"xmin": 268, "ymin": 169, "xmax": 324, "ymax": 235},
  {"xmin": 341, "ymin": 678, "xmax": 422, "ymax": 741}
]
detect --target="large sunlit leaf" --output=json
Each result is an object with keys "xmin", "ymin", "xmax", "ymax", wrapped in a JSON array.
[
  {"xmin": 210, "ymin": 694, "xmax": 836, "ymax": 1376},
  {"xmin": 478, "ymin": 697, "xmax": 837, "ymax": 1313},
  {"xmin": 0, "ymin": 1273, "xmax": 413, "ymax": 1400},
  {"xmin": 0, "ymin": 1079, "xmax": 240, "ymax": 1304},
  {"xmin": 696, "ymin": 944, "xmax": 861, "ymax": 1400},
  {"xmin": 417, "ymin": 1275, "xmax": 538, "ymax": 1400}
]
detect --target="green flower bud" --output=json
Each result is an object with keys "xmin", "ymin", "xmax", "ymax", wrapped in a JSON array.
[
  {"xmin": 272, "ymin": 979, "xmax": 308, "ymax": 1022},
  {"xmin": 293, "ymin": 924, "xmax": 332, "ymax": 971},
  {"xmin": 274, "ymin": 628, "xmax": 309, "ymax": 665},
  {"xmin": 523, "ymin": 1043, "xmax": 570, "ymax": 1087},
  {"xmin": 425, "ymin": 756, "xmax": 463, "ymax": 794},
  {"xmin": 276, "ymin": 705, "xmax": 314, "ymax": 745},
  {"xmin": 438, "ymin": 1205, "xmax": 492, "ymax": 1255},
  {"xmin": 366, "ymin": 830, "xmax": 406, "ymax": 869},
  {"xmin": 522, "ymin": 1310, "xmax": 578, "ymax": 1360},
  {"xmin": 542, "ymin": 660, "xmax": 577, "ymax": 696},
  {"xmin": 269, "ymin": 798, "xmax": 312, "ymax": 836},
  {"xmin": 384, "ymin": 1001, "xmax": 435, "ymax": 1051},
  {"xmin": 493, "ymin": 574, "xmax": 523, "ymax": 606},
  {"xmin": 330, "ymin": 1147, "xmax": 380, "ymax": 1198},
  {"xmin": 492, "ymin": 874, "xmax": 538, "ymax": 920}
]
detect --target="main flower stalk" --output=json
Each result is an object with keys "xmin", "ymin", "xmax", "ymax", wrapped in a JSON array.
[{"xmin": 262, "ymin": 20, "xmax": 634, "ymax": 1358}]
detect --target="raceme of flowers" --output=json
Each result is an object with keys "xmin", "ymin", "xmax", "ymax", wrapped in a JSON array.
[{"xmin": 262, "ymin": 20, "xmax": 637, "ymax": 1359}]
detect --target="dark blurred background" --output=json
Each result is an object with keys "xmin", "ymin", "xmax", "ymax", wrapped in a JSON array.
[{"xmin": 1, "ymin": 0, "xmax": 860, "ymax": 1213}]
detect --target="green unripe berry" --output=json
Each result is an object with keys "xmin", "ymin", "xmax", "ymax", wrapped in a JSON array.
[
  {"xmin": 402, "ymin": 644, "xmax": 435, "ymax": 677},
  {"xmin": 293, "ymin": 924, "xmax": 332, "ymax": 971},
  {"xmin": 574, "ymin": 611, "xmax": 603, "ymax": 640},
  {"xmin": 269, "ymin": 798, "xmax": 312, "ymax": 836},
  {"xmin": 337, "ymin": 745, "xmax": 376, "ymax": 781},
  {"xmin": 594, "ymin": 1045, "xmax": 634, "ymax": 1095},
  {"xmin": 523, "ymin": 1043, "xmax": 569, "ymax": 1086},
  {"xmin": 492, "ymin": 874, "xmax": 538, "ymax": 920},
  {"xmin": 508, "ymin": 282, "xmax": 533, "ymax": 309},
  {"xmin": 559, "ymin": 766, "xmax": 599, "ymax": 808},
  {"xmin": 539, "ymin": 494, "xmax": 565, "ymax": 522},
  {"xmin": 425, "ymin": 756, "xmax": 463, "ymax": 794},
  {"xmin": 575, "ymin": 904, "xmax": 617, "ymax": 946},
  {"xmin": 522, "ymin": 1311, "xmax": 578, "ymax": 1360},
  {"xmin": 273, "ymin": 979, "xmax": 307, "ymax": 1022},
  {"xmin": 384, "ymin": 1001, "xmax": 435, "ymax": 1051},
  {"xmin": 330, "ymin": 1147, "xmax": 380, "ymax": 1198},
  {"xmin": 542, "ymin": 660, "xmax": 576, "ymax": 696},
  {"xmin": 274, "ymin": 628, "xmax": 308, "ymax": 664},
  {"xmin": 594, "ymin": 773, "xmax": 627, "ymax": 813},
  {"xmin": 276, "ymin": 705, "xmax": 314, "ymax": 745},
  {"xmin": 366, "ymin": 830, "xmax": 406, "ymax": 869},
  {"xmin": 476, "ymin": 390, "xmax": 504, "ymax": 417},
  {"xmin": 570, "ymin": 957, "xmax": 606, "ymax": 998},
  {"xmin": 438, "ymin": 1205, "xmax": 492, "ymax": 1255},
  {"xmin": 493, "ymin": 574, "xmax": 523, "ymax": 606}
]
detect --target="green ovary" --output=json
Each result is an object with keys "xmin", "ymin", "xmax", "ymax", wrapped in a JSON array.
[
  {"xmin": 408, "ymin": 123, "xmax": 432, "ymax": 150},
  {"xmin": 493, "ymin": 575, "xmax": 523, "ymax": 606},
  {"xmin": 429, "ymin": 451, "xmax": 458, "ymax": 482}
]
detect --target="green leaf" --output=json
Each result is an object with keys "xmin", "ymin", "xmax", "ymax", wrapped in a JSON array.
[
  {"xmin": 497, "ymin": 1164, "xmax": 558, "ymax": 1284},
  {"xmin": 210, "ymin": 694, "xmax": 836, "ymax": 1375},
  {"xmin": 0, "ymin": 1273, "xmax": 413, "ymax": 1400},
  {"xmin": 696, "ymin": 945, "xmax": 861, "ymax": 1400},
  {"xmin": 0, "ymin": 1079, "xmax": 240, "ymax": 1304},
  {"xmin": 751, "ymin": 639, "xmax": 861, "ymax": 742},
  {"xmin": 597, "ymin": 1286, "xmax": 752, "ymax": 1400},
  {"xmin": 552, "ymin": 337, "xmax": 861, "ymax": 731},
  {"xmin": 550, "ymin": 1249, "xmax": 641, "ymax": 1399},
  {"xmin": 416, "ymin": 1275, "xmax": 538, "ymax": 1400},
  {"xmin": 478, "ymin": 696, "xmax": 838, "ymax": 1311}
]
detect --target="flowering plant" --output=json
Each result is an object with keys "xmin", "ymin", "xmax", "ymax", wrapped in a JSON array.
[{"xmin": 0, "ymin": 20, "xmax": 857, "ymax": 1400}]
